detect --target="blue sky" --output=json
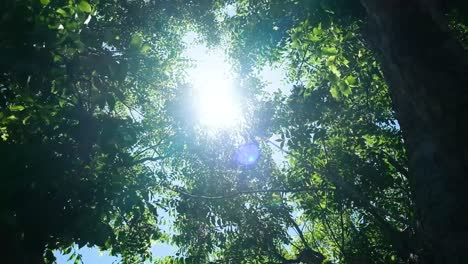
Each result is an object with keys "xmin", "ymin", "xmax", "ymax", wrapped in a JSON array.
[{"xmin": 54, "ymin": 243, "xmax": 177, "ymax": 263}]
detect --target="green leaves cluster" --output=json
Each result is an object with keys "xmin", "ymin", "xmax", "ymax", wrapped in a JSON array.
[
  {"xmin": 0, "ymin": 0, "xmax": 210, "ymax": 262},
  {"xmin": 2, "ymin": 0, "xmax": 467, "ymax": 263},
  {"xmin": 286, "ymin": 20, "xmax": 361, "ymax": 99},
  {"xmin": 157, "ymin": 2, "xmax": 414, "ymax": 264}
]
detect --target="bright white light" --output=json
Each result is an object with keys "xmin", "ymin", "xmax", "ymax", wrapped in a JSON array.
[
  {"xmin": 184, "ymin": 35, "xmax": 242, "ymax": 130},
  {"xmin": 195, "ymin": 77, "xmax": 241, "ymax": 128}
]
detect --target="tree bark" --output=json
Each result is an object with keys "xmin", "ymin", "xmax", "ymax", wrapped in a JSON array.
[{"xmin": 360, "ymin": 0, "xmax": 468, "ymax": 263}]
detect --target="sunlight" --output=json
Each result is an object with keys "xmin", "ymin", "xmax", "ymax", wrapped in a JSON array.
[
  {"xmin": 184, "ymin": 34, "xmax": 242, "ymax": 130},
  {"xmin": 196, "ymin": 79, "xmax": 240, "ymax": 128}
]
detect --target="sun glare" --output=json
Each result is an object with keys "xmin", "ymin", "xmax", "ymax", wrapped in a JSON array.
[
  {"xmin": 196, "ymin": 77, "xmax": 240, "ymax": 128},
  {"xmin": 184, "ymin": 34, "xmax": 242, "ymax": 130}
]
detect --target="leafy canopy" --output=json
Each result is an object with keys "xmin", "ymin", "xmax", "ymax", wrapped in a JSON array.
[{"xmin": 1, "ymin": 0, "xmax": 467, "ymax": 264}]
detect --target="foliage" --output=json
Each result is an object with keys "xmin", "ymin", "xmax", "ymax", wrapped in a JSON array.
[
  {"xmin": 159, "ymin": 12, "xmax": 413, "ymax": 264},
  {"xmin": 0, "ymin": 0, "xmax": 216, "ymax": 262},
  {"xmin": 1, "ymin": 0, "xmax": 467, "ymax": 264}
]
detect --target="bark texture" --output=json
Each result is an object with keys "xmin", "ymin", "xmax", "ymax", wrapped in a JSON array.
[{"xmin": 360, "ymin": 0, "xmax": 468, "ymax": 263}]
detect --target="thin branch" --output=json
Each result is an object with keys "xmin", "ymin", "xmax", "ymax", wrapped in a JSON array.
[
  {"xmin": 295, "ymin": 42, "xmax": 312, "ymax": 85},
  {"xmin": 133, "ymin": 155, "xmax": 167, "ymax": 165},
  {"xmin": 116, "ymin": 207, "xmax": 132, "ymax": 228},
  {"xmin": 120, "ymin": 100, "xmax": 145, "ymax": 121},
  {"xmin": 381, "ymin": 151, "xmax": 409, "ymax": 178},
  {"xmin": 339, "ymin": 201, "xmax": 346, "ymax": 259},
  {"xmin": 175, "ymin": 186, "xmax": 331, "ymax": 200},
  {"xmin": 307, "ymin": 222, "xmax": 323, "ymax": 252},
  {"xmin": 312, "ymin": 191, "xmax": 345, "ymax": 257},
  {"xmin": 266, "ymin": 139, "xmax": 413, "ymax": 227},
  {"xmin": 287, "ymin": 213, "xmax": 311, "ymax": 251},
  {"xmin": 133, "ymin": 138, "xmax": 165, "ymax": 158}
]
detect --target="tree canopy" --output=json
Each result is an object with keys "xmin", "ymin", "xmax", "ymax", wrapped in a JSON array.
[{"xmin": 1, "ymin": 0, "xmax": 467, "ymax": 263}]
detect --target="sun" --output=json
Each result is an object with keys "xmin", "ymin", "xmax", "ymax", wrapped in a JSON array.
[
  {"xmin": 184, "ymin": 38, "xmax": 242, "ymax": 130},
  {"xmin": 195, "ymin": 77, "xmax": 240, "ymax": 128}
]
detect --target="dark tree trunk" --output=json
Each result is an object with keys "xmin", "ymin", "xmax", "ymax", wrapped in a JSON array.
[{"xmin": 360, "ymin": 0, "xmax": 468, "ymax": 263}]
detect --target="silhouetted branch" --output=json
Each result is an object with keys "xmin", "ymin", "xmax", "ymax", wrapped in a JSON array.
[
  {"xmin": 267, "ymin": 139, "xmax": 412, "ymax": 227},
  {"xmin": 175, "ymin": 186, "xmax": 331, "ymax": 200},
  {"xmin": 133, "ymin": 155, "xmax": 167, "ymax": 165}
]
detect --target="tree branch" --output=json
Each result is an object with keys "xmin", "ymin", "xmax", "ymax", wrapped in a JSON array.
[
  {"xmin": 133, "ymin": 155, "xmax": 167, "ymax": 165},
  {"xmin": 287, "ymin": 213, "xmax": 310, "ymax": 251},
  {"xmin": 381, "ymin": 151, "xmax": 409, "ymax": 178},
  {"xmin": 175, "ymin": 186, "xmax": 331, "ymax": 200},
  {"xmin": 267, "ymin": 139, "xmax": 412, "ymax": 227}
]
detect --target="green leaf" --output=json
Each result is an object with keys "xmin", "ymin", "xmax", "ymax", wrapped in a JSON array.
[
  {"xmin": 40, "ymin": 0, "xmax": 50, "ymax": 6},
  {"xmin": 7, "ymin": 115, "xmax": 18, "ymax": 121},
  {"xmin": 308, "ymin": 34, "xmax": 320, "ymax": 42},
  {"xmin": 63, "ymin": 247, "xmax": 72, "ymax": 255},
  {"xmin": 22, "ymin": 116, "xmax": 31, "ymax": 125},
  {"xmin": 56, "ymin": 8, "xmax": 69, "ymax": 17},
  {"xmin": 340, "ymin": 82, "xmax": 352, "ymax": 97},
  {"xmin": 130, "ymin": 35, "xmax": 143, "ymax": 48},
  {"xmin": 329, "ymin": 65, "xmax": 341, "ymax": 78},
  {"xmin": 327, "ymin": 55, "xmax": 336, "ymax": 62},
  {"xmin": 141, "ymin": 43, "xmax": 151, "ymax": 54},
  {"xmin": 9, "ymin": 105, "xmax": 25, "ymax": 111},
  {"xmin": 313, "ymin": 24, "xmax": 322, "ymax": 35},
  {"xmin": 345, "ymin": 75, "xmax": 357, "ymax": 86},
  {"xmin": 74, "ymin": 254, "xmax": 82, "ymax": 264},
  {"xmin": 330, "ymin": 85, "xmax": 340, "ymax": 99},
  {"xmin": 321, "ymin": 46, "xmax": 338, "ymax": 55},
  {"xmin": 78, "ymin": 1, "xmax": 92, "ymax": 13},
  {"xmin": 67, "ymin": 252, "xmax": 76, "ymax": 261}
]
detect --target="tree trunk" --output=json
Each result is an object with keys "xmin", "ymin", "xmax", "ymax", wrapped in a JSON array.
[{"xmin": 360, "ymin": 0, "xmax": 468, "ymax": 263}]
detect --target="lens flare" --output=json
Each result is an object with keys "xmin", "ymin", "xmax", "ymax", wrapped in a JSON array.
[{"xmin": 235, "ymin": 143, "xmax": 260, "ymax": 165}]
